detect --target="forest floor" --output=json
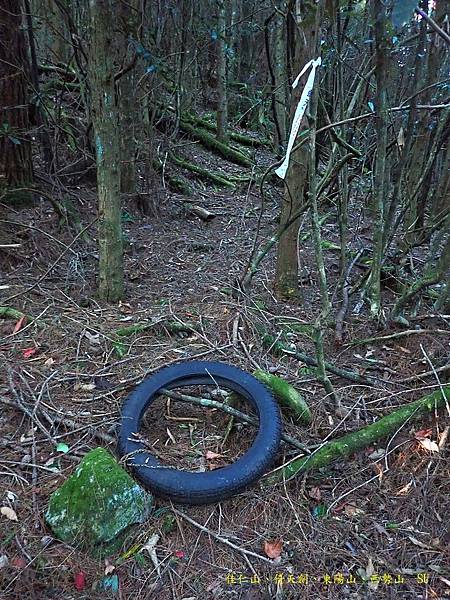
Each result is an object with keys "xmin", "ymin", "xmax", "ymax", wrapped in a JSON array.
[{"xmin": 0, "ymin": 133, "xmax": 449, "ymax": 600}]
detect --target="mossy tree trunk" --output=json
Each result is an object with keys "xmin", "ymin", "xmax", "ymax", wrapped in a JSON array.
[
  {"xmin": 275, "ymin": 0, "xmax": 319, "ymax": 300},
  {"xmin": 265, "ymin": 386, "xmax": 450, "ymax": 485},
  {"xmin": 0, "ymin": 0, "xmax": 34, "ymax": 205},
  {"xmin": 89, "ymin": 0, "xmax": 123, "ymax": 302}
]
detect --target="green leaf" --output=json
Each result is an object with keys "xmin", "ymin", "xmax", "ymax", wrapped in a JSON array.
[
  {"xmin": 56, "ymin": 442, "xmax": 70, "ymax": 454},
  {"xmin": 162, "ymin": 514, "xmax": 176, "ymax": 534},
  {"xmin": 312, "ymin": 504, "xmax": 328, "ymax": 519},
  {"xmin": 113, "ymin": 341, "xmax": 128, "ymax": 358}
]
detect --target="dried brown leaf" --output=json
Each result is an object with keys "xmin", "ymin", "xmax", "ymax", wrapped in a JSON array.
[{"xmin": 263, "ymin": 540, "xmax": 282, "ymax": 559}]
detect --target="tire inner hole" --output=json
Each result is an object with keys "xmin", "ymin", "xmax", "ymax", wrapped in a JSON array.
[{"xmin": 138, "ymin": 384, "xmax": 259, "ymax": 472}]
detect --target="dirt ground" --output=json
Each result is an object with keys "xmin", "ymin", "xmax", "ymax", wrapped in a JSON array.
[{"xmin": 0, "ymin": 143, "xmax": 449, "ymax": 599}]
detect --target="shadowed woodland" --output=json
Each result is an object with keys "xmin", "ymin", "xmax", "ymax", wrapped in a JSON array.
[{"xmin": 0, "ymin": 0, "xmax": 449, "ymax": 598}]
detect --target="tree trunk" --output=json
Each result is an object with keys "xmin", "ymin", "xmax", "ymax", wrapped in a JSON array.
[
  {"xmin": 271, "ymin": 4, "xmax": 288, "ymax": 152},
  {"xmin": 216, "ymin": 0, "xmax": 228, "ymax": 142},
  {"xmin": 404, "ymin": 0, "xmax": 448, "ymax": 247},
  {"xmin": 0, "ymin": 0, "xmax": 34, "ymax": 205},
  {"xmin": 118, "ymin": 0, "xmax": 138, "ymax": 195},
  {"xmin": 275, "ymin": 0, "xmax": 319, "ymax": 299},
  {"xmin": 367, "ymin": 0, "xmax": 390, "ymax": 316},
  {"xmin": 89, "ymin": 0, "xmax": 123, "ymax": 302}
]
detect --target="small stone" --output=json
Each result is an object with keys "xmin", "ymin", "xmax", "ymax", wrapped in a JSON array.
[
  {"xmin": 21, "ymin": 454, "xmax": 32, "ymax": 465},
  {"xmin": 45, "ymin": 447, "xmax": 153, "ymax": 555}
]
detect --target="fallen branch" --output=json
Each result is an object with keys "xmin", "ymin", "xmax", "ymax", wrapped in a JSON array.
[
  {"xmin": 261, "ymin": 333, "xmax": 381, "ymax": 386},
  {"xmin": 160, "ymin": 388, "xmax": 309, "ymax": 452},
  {"xmin": 188, "ymin": 205, "xmax": 217, "ymax": 221},
  {"xmin": 348, "ymin": 328, "xmax": 449, "ymax": 347},
  {"xmin": 170, "ymin": 153, "xmax": 235, "ymax": 188},
  {"xmin": 253, "ymin": 369, "xmax": 312, "ymax": 424},
  {"xmin": 178, "ymin": 121, "xmax": 252, "ymax": 167},
  {"xmin": 263, "ymin": 385, "xmax": 450, "ymax": 485},
  {"xmin": 0, "ymin": 307, "xmax": 26, "ymax": 320},
  {"xmin": 0, "ymin": 396, "xmax": 115, "ymax": 445},
  {"xmin": 173, "ymin": 508, "xmax": 273, "ymax": 564},
  {"xmin": 115, "ymin": 319, "xmax": 199, "ymax": 337},
  {"xmin": 399, "ymin": 363, "xmax": 450, "ymax": 384}
]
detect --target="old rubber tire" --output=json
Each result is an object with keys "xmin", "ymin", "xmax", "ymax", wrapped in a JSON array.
[{"xmin": 117, "ymin": 361, "xmax": 282, "ymax": 504}]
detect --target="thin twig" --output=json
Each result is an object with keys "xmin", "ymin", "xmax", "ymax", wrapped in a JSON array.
[
  {"xmin": 160, "ymin": 388, "xmax": 309, "ymax": 452},
  {"xmin": 172, "ymin": 508, "xmax": 273, "ymax": 564},
  {"xmin": 2, "ymin": 217, "xmax": 97, "ymax": 304},
  {"xmin": 347, "ymin": 328, "xmax": 449, "ymax": 347},
  {"xmin": 420, "ymin": 344, "xmax": 450, "ymax": 417}
]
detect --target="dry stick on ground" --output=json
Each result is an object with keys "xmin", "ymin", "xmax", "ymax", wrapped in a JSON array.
[
  {"xmin": 0, "ymin": 396, "xmax": 115, "ymax": 445},
  {"xmin": 420, "ymin": 344, "xmax": 450, "ymax": 417},
  {"xmin": 160, "ymin": 388, "xmax": 309, "ymax": 453},
  {"xmin": 2, "ymin": 217, "xmax": 98, "ymax": 304},
  {"xmin": 261, "ymin": 333, "xmax": 386, "ymax": 386},
  {"xmin": 263, "ymin": 385, "xmax": 450, "ymax": 485},
  {"xmin": 0, "ymin": 219, "xmax": 79, "ymax": 255},
  {"xmin": 399, "ymin": 363, "xmax": 450, "ymax": 384},
  {"xmin": 172, "ymin": 508, "xmax": 273, "ymax": 565},
  {"xmin": 347, "ymin": 328, "xmax": 450, "ymax": 347}
]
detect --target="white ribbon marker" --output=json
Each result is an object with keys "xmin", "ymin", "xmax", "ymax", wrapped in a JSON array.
[{"xmin": 275, "ymin": 57, "xmax": 321, "ymax": 179}]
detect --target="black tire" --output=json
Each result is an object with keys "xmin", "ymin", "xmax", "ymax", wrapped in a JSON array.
[{"xmin": 117, "ymin": 361, "xmax": 282, "ymax": 504}]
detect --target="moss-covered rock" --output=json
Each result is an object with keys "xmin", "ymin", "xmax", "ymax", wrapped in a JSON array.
[{"xmin": 45, "ymin": 447, "xmax": 153, "ymax": 554}]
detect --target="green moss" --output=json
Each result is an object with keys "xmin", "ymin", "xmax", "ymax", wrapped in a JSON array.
[
  {"xmin": 253, "ymin": 369, "xmax": 312, "ymax": 424},
  {"xmin": 45, "ymin": 448, "xmax": 153, "ymax": 555}
]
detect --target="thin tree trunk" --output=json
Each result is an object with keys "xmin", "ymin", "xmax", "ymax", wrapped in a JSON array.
[
  {"xmin": 89, "ymin": 0, "xmax": 123, "ymax": 302},
  {"xmin": 269, "ymin": 4, "xmax": 288, "ymax": 152},
  {"xmin": 0, "ymin": 0, "xmax": 34, "ymax": 205},
  {"xmin": 367, "ymin": 0, "xmax": 390, "ymax": 316},
  {"xmin": 118, "ymin": 0, "xmax": 138, "ymax": 195},
  {"xmin": 216, "ymin": 0, "xmax": 228, "ymax": 142},
  {"xmin": 275, "ymin": 0, "xmax": 319, "ymax": 299}
]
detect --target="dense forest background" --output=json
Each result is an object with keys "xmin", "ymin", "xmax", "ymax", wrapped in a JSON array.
[{"xmin": 0, "ymin": 1, "xmax": 449, "ymax": 599}]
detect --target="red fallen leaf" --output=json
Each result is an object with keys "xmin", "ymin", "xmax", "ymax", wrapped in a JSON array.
[
  {"xmin": 263, "ymin": 540, "xmax": 282, "ymax": 559},
  {"xmin": 174, "ymin": 550, "xmax": 185, "ymax": 559},
  {"xmin": 11, "ymin": 557, "xmax": 26, "ymax": 569},
  {"xmin": 415, "ymin": 429, "xmax": 432, "ymax": 440},
  {"xmin": 74, "ymin": 571, "xmax": 86, "ymax": 591},
  {"xmin": 22, "ymin": 347, "xmax": 37, "ymax": 359},
  {"xmin": 13, "ymin": 315, "xmax": 26, "ymax": 334}
]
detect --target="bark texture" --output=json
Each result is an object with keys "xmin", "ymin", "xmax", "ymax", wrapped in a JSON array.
[
  {"xmin": 0, "ymin": 0, "xmax": 34, "ymax": 203},
  {"xmin": 89, "ymin": 0, "xmax": 123, "ymax": 302}
]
